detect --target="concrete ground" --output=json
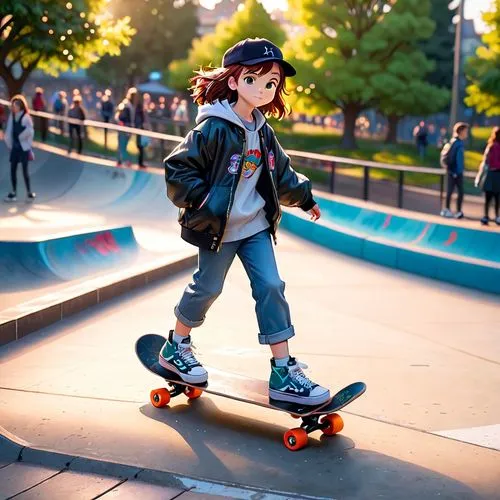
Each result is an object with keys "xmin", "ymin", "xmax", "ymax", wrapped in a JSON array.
[{"xmin": 1, "ymin": 231, "xmax": 499, "ymax": 499}]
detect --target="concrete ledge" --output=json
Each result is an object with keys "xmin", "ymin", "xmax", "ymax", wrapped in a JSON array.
[
  {"xmin": 0, "ymin": 252, "xmax": 197, "ymax": 347},
  {"xmin": 0, "ymin": 428, "xmax": 324, "ymax": 499}
]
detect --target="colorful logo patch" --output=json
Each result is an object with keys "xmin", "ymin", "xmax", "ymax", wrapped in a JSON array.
[
  {"xmin": 242, "ymin": 149, "xmax": 262, "ymax": 179},
  {"xmin": 227, "ymin": 153, "xmax": 241, "ymax": 175},
  {"xmin": 268, "ymin": 151, "xmax": 275, "ymax": 171}
]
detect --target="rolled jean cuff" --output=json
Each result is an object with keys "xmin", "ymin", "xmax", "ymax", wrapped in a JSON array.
[
  {"xmin": 258, "ymin": 325, "xmax": 295, "ymax": 345},
  {"xmin": 174, "ymin": 304, "xmax": 204, "ymax": 328}
]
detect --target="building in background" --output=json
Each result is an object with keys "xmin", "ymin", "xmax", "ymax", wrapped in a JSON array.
[{"xmin": 197, "ymin": 0, "xmax": 239, "ymax": 35}]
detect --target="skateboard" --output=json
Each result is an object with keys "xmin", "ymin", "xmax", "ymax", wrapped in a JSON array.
[{"xmin": 136, "ymin": 334, "xmax": 366, "ymax": 451}]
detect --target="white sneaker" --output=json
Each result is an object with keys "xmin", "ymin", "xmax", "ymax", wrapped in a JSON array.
[
  {"xmin": 4, "ymin": 192, "xmax": 16, "ymax": 202},
  {"xmin": 495, "ymin": 217, "xmax": 500, "ymax": 226},
  {"xmin": 158, "ymin": 330, "xmax": 208, "ymax": 384},
  {"xmin": 269, "ymin": 357, "xmax": 330, "ymax": 405},
  {"xmin": 455, "ymin": 211, "xmax": 464, "ymax": 219},
  {"xmin": 440, "ymin": 208, "xmax": 453, "ymax": 218}
]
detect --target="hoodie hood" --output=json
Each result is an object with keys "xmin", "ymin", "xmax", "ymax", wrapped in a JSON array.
[{"xmin": 195, "ymin": 99, "xmax": 266, "ymax": 131}]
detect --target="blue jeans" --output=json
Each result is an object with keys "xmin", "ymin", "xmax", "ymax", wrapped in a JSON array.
[
  {"xmin": 117, "ymin": 132, "xmax": 130, "ymax": 163},
  {"xmin": 175, "ymin": 229, "xmax": 295, "ymax": 345}
]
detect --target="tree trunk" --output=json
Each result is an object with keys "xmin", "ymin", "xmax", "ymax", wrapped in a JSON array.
[
  {"xmin": 0, "ymin": 60, "xmax": 37, "ymax": 97},
  {"xmin": 341, "ymin": 103, "xmax": 362, "ymax": 149},
  {"xmin": 385, "ymin": 114, "xmax": 400, "ymax": 144},
  {"xmin": 6, "ymin": 77, "xmax": 24, "ymax": 98}
]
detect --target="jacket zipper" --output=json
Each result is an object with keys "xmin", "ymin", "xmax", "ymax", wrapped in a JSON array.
[
  {"xmin": 259, "ymin": 130, "xmax": 280, "ymax": 245},
  {"xmin": 212, "ymin": 135, "xmax": 246, "ymax": 252}
]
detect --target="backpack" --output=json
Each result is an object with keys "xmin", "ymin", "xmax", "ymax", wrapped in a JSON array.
[
  {"xmin": 440, "ymin": 138, "xmax": 458, "ymax": 169},
  {"xmin": 54, "ymin": 98, "xmax": 65, "ymax": 113}
]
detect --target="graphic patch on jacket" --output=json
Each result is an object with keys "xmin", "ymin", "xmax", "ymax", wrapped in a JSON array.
[
  {"xmin": 268, "ymin": 151, "xmax": 275, "ymax": 171},
  {"xmin": 242, "ymin": 149, "xmax": 262, "ymax": 179},
  {"xmin": 228, "ymin": 153, "xmax": 241, "ymax": 175}
]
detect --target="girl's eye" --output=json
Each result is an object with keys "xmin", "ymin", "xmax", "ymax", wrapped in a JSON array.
[
  {"xmin": 244, "ymin": 77, "xmax": 255, "ymax": 85},
  {"xmin": 266, "ymin": 82, "xmax": 276, "ymax": 89}
]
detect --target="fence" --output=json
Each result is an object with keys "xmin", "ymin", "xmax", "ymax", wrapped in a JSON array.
[{"xmin": 0, "ymin": 98, "xmax": 476, "ymax": 211}]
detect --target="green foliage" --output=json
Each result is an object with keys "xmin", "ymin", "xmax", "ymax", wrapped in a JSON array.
[
  {"xmin": 167, "ymin": 0, "xmax": 286, "ymax": 91},
  {"xmin": 375, "ymin": 50, "xmax": 450, "ymax": 118},
  {"xmin": 419, "ymin": 1, "xmax": 454, "ymax": 90},
  {"xmin": 284, "ymin": 0, "xmax": 437, "ymax": 148},
  {"xmin": 0, "ymin": 0, "xmax": 134, "ymax": 95},
  {"xmin": 88, "ymin": 0, "xmax": 197, "ymax": 87},
  {"xmin": 465, "ymin": 0, "xmax": 500, "ymax": 116}
]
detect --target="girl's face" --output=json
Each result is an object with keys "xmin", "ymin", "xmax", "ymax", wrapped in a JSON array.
[
  {"xmin": 229, "ymin": 63, "xmax": 281, "ymax": 109},
  {"xmin": 12, "ymin": 100, "xmax": 22, "ymax": 113}
]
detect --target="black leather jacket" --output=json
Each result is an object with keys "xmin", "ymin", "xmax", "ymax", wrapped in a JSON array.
[{"xmin": 164, "ymin": 116, "xmax": 315, "ymax": 252}]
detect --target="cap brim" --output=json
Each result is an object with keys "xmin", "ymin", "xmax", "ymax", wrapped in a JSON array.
[{"xmin": 241, "ymin": 57, "xmax": 296, "ymax": 77}]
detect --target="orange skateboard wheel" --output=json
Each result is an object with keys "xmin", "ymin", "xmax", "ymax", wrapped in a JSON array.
[
  {"xmin": 284, "ymin": 428, "xmax": 308, "ymax": 451},
  {"xmin": 321, "ymin": 413, "xmax": 344, "ymax": 435},
  {"xmin": 185, "ymin": 387, "xmax": 203, "ymax": 399},
  {"xmin": 150, "ymin": 388, "xmax": 170, "ymax": 408}
]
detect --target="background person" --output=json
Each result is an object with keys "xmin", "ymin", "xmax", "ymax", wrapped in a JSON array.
[
  {"xmin": 67, "ymin": 95, "xmax": 86, "ymax": 155},
  {"xmin": 32, "ymin": 87, "xmax": 48, "ymax": 142},
  {"xmin": 53, "ymin": 90, "xmax": 68, "ymax": 135},
  {"xmin": 476, "ymin": 127, "xmax": 500, "ymax": 225},
  {"xmin": 440, "ymin": 122, "xmax": 469, "ymax": 219},
  {"xmin": 3, "ymin": 94, "xmax": 35, "ymax": 202},
  {"xmin": 100, "ymin": 89, "xmax": 114, "ymax": 147},
  {"xmin": 413, "ymin": 120, "xmax": 429, "ymax": 160}
]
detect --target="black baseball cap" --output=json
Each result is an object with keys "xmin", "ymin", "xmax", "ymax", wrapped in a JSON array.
[{"xmin": 222, "ymin": 38, "xmax": 296, "ymax": 77}]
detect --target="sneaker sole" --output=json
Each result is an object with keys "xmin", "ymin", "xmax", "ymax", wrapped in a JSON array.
[
  {"xmin": 269, "ymin": 388, "xmax": 330, "ymax": 406},
  {"xmin": 158, "ymin": 355, "xmax": 208, "ymax": 384}
]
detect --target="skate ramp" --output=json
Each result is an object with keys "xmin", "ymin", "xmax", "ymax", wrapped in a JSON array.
[
  {"xmin": 281, "ymin": 196, "xmax": 500, "ymax": 294},
  {"xmin": 0, "ymin": 144, "xmax": 189, "ymax": 308},
  {"xmin": 0, "ymin": 226, "xmax": 138, "ymax": 289}
]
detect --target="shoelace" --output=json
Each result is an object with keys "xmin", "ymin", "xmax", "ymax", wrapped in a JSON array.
[
  {"xmin": 289, "ymin": 363, "xmax": 314, "ymax": 389},
  {"xmin": 178, "ymin": 344, "xmax": 199, "ymax": 367}
]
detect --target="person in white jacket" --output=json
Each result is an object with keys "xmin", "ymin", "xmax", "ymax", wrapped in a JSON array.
[{"xmin": 4, "ymin": 94, "xmax": 35, "ymax": 202}]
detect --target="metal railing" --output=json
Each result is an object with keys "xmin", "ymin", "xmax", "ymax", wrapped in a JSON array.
[
  {"xmin": 286, "ymin": 149, "xmax": 476, "ymax": 209},
  {"xmin": 0, "ymin": 98, "xmax": 477, "ymax": 210}
]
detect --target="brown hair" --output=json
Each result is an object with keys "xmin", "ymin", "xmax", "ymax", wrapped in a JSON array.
[
  {"xmin": 487, "ymin": 126, "xmax": 500, "ymax": 148},
  {"xmin": 453, "ymin": 122, "xmax": 469, "ymax": 136},
  {"xmin": 11, "ymin": 94, "xmax": 29, "ymax": 113},
  {"xmin": 189, "ymin": 62, "xmax": 290, "ymax": 119}
]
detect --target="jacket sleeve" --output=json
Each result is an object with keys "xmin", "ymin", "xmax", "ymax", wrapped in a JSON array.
[
  {"xmin": 164, "ymin": 129, "xmax": 211, "ymax": 209},
  {"xmin": 454, "ymin": 142, "xmax": 464, "ymax": 174},
  {"xmin": 19, "ymin": 114, "xmax": 34, "ymax": 145},
  {"xmin": 271, "ymin": 130, "xmax": 316, "ymax": 211},
  {"xmin": 4, "ymin": 115, "xmax": 12, "ymax": 150}
]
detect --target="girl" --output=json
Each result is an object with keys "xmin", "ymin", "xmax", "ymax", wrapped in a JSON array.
[
  {"xmin": 4, "ymin": 94, "xmax": 35, "ymax": 202},
  {"xmin": 476, "ymin": 127, "xmax": 500, "ymax": 225},
  {"xmin": 161, "ymin": 38, "xmax": 329, "ymax": 406},
  {"xmin": 116, "ymin": 87, "xmax": 149, "ymax": 168}
]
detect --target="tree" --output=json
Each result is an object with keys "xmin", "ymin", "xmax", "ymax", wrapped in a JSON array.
[
  {"xmin": 167, "ymin": 0, "xmax": 285, "ymax": 92},
  {"xmin": 0, "ymin": 0, "xmax": 134, "ymax": 97},
  {"xmin": 88, "ymin": 0, "xmax": 197, "ymax": 88},
  {"xmin": 375, "ymin": 51, "xmax": 450, "ymax": 143},
  {"xmin": 285, "ymin": 0, "xmax": 436, "ymax": 149},
  {"xmin": 465, "ymin": 0, "xmax": 500, "ymax": 117},
  {"xmin": 419, "ymin": 1, "xmax": 454, "ymax": 90}
]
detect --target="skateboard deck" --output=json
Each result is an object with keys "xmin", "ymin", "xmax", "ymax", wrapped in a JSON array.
[{"xmin": 136, "ymin": 334, "xmax": 366, "ymax": 450}]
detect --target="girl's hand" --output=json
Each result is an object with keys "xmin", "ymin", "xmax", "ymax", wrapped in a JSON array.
[{"xmin": 309, "ymin": 204, "xmax": 321, "ymax": 221}]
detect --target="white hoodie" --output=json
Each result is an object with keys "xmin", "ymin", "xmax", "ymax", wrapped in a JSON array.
[
  {"xmin": 4, "ymin": 111, "xmax": 34, "ymax": 152},
  {"xmin": 196, "ymin": 100, "xmax": 270, "ymax": 243}
]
